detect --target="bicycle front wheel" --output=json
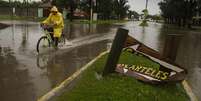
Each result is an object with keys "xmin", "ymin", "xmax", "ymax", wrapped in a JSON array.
[
  {"xmin": 58, "ymin": 34, "xmax": 66, "ymax": 47},
  {"xmin": 37, "ymin": 36, "xmax": 51, "ymax": 53}
]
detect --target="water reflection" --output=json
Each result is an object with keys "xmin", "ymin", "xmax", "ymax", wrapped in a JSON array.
[
  {"xmin": 64, "ymin": 24, "xmax": 112, "ymax": 40},
  {"xmin": 162, "ymin": 34, "xmax": 183, "ymax": 61},
  {"xmin": 37, "ymin": 40, "xmax": 108, "ymax": 88},
  {"xmin": 19, "ymin": 24, "xmax": 29, "ymax": 52},
  {"xmin": 0, "ymin": 46, "xmax": 36, "ymax": 101},
  {"xmin": 175, "ymin": 33, "xmax": 201, "ymax": 100}
]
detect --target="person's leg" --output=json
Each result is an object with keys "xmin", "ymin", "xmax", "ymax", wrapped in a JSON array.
[
  {"xmin": 50, "ymin": 33, "xmax": 54, "ymax": 41},
  {"xmin": 48, "ymin": 28, "xmax": 54, "ymax": 41},
  {"xmin": 54, "ymin": 37, "xmax": 59, "ymax": 47},
  {"xmin": 53, "ymin": 28, "xmax": 62, "ymax": 48}
]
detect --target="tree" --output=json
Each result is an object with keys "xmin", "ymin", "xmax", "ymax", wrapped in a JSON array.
[
  {"xmin": 158, "ymin": 0, "xmax": 198, "ymax": 28},
  {"xmin": 79, "ymin": 0, "xmax": 91, "ymax": 19},
  {"xmin": 128, "ymin": 10, "xmax": 139, "ymax": 20},
  {"xmin": 113, "ymin": 0, "xmax": 130, "ymax": 19},
  {"xmin": 96, "ymin": 0, "xmax": 113, "ymax": 20},
  {"xmin": 0, "ymin": 0, "xmax": 10, "ymax": 7},
  {"xmin": 52, "ymin": 0, "xmax": 78, "ymax": 21}
]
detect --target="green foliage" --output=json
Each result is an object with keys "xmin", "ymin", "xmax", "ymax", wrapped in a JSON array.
[
  {"xmin": 128, "ymin": 10, "xmax": 139, "ymax": 19},
  {"xmin": 79, "ymin": 0, "xmax": 130, "ymax": 20},
  {"xmin": 158, "ymin": 0, "xmax": 198, "ymax": 27},
  {"xmin": 52, "ymin": 0, "xmax": 77, "ymax": 9},
  {"xmin": 0, "ymin": 0, "xmax": 40, "ymax": 7},
  {"xmin": 56, "ymin": 52, "xmax": 189, "ymax": 101},
  {"xmin": 113, "ymin": 0, "xmax": 130, "ymax": 19},
  {"xmin": 158, "ymin": 0, "xmax": 187, "ymax": 18},
  {"xmin": 0, "ymin": 0, "xmax": 9, "ymax": 7},
  {"xmin": 80, "ymin": 0, "xmax": 91, "ymax": 14},
  {"xmin": 97, "ymin": 0, "xmax": 113, "ymax": 20}
]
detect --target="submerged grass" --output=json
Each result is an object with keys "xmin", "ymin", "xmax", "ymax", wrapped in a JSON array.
[{"xmin": 56, "ymin": 51, "xmax": 189, "ymax": 101}]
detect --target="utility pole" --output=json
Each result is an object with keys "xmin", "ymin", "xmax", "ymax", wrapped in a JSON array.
[
  {"xmin": 145, "ymin": 0, "xmax": 148, "ymax": 9},
  {"xmin": 90, "ymin": 0, "xmax": 93, "ymax": 22}
]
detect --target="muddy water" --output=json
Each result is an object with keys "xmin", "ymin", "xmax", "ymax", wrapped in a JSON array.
[
  {"xmin": 0, "ymin": 20, "xmax": 115, "ymax": 101},
  {"xmin": 0, "ymin": 20, "xmax": 201, "ymax": 101}
]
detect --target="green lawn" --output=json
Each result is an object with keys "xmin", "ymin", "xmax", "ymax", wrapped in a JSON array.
[
  {"xmin": 0, "ymin": 15, "xmax": 46, "ymax": 21},
  {"xmin": 56, "ymin": 51, "xmax": 189, "ymax": 101}
]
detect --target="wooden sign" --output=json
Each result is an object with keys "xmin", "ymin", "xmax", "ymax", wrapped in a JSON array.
[{"xmin": 115, "ymin": 36, "xmax": 187, "ymax": 84}]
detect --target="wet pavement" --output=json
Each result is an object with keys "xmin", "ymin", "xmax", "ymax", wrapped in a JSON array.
[{"xmin": 0, "ymin": 20, "xmax": 201, "ymax": 101}]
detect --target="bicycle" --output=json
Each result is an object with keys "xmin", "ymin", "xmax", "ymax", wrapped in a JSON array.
[{"xmin": 36, "ymin": 24, "xmax": 65, "ymax": 53}]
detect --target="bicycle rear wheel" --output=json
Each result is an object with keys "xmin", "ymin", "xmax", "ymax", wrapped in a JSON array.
[{"xmin": 37, "ymin": 36, "xmax": 51, "ymax": 53}]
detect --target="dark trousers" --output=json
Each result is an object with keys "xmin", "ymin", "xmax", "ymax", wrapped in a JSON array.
[{"xmin": 47, "ymin": 28, "xmax": 58, "ymax": 47}]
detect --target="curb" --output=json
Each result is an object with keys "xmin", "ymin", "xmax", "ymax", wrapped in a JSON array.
[
  {"xmin": 182, "ymin": 80, "xmax": 198, "ymax": 101},
  {"xmin": 37, "ymin": 51, "xmax": 109, "ymax": 101}
]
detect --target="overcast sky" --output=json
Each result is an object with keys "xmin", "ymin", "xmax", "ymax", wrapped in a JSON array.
[{"xmin": 128, "ymin": 0, "xmax": 162, "ymax": 15}]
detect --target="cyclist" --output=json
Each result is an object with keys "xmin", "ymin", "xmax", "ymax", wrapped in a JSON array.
[{"xmin": 41, "ymin": 6, "xmax": 64, "ymax": 48}]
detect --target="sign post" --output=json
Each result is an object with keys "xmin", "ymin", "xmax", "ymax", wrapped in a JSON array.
[{"xmin": 103, "ymin": 28, "xmax": 129, "ymax": 76}]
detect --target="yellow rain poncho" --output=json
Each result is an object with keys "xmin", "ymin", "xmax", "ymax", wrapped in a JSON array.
[{"xmin": 42, "ymin": 7, "xmax": 64, "ymax": 38}]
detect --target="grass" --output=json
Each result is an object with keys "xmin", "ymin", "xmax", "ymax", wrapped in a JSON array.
[
  {"xmin": 0, "ymin": 15, "xmax": 46, "ymax": 21},
  {"xmin": 56, "ymin": 51, "xmax": 189, "ymax": 101}
]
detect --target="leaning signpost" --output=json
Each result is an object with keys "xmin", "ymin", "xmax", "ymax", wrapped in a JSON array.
[
  {"xmin": 103, "ymin": 28, "xmax": 187, "ymax": 84},
  {"xmin": 103, "ymin": 28, "xmax": 129, "ymax": 75}
]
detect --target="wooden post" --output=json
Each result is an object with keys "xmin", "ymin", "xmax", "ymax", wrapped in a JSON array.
[{"xmin": 103, "ymin": 28, "xmax": 129, "ymax": 76}]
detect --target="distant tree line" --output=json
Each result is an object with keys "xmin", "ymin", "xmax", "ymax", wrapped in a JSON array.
[
  {"xmin": 0, "ymin": 0, "xmax": 139, "ymax": 21},
  {"xmin": 52, "ymin": 0, "xmax": 131, "ymax": 20},
  {"xmin": 0, "ymin": 0, "xmax": 40, "ymax": 8},
  {"xmin": 158, "ymin": 0, "xmax": 201, "ymax": 28}
]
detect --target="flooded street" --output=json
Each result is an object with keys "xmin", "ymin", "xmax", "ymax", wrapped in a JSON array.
[
  {"xmin": 0, "ymin": 20, "xmax": 115, "ymax": 101},
  {"xmin": 0, "ymin": 20, "xmax": 201, "ymax": 101}
]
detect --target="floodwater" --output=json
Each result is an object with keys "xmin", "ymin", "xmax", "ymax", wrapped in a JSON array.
[
  {"xmin": 0, "ymin": 20, "xmax": 115, "ymax": 101},
  {"xmin": 125, "ymin": 21, "xmax": 201, "ymax": 100},
  {"xmin": 0, "ymin": 20, "xmax": 201, "ymax": 101}
]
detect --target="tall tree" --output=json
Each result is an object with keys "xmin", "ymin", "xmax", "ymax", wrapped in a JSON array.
[
  {"xmin": 113, "ymin": 0, "xmax": 130, "ymax": 19},
  {"xmin": 96, "ymin": 0, "xmax": 113, "ymax": 20},
  {"xmin": 159, "ymin": 0, "xmax": 197, "ymax": 28},
  {"xmin": 80, "ymin": 0, "xmax": 91, "ymax": 19},
  {"xmin": 128, "ymin": 10, "xmax": 139, "ymax": 20},
  {"xmin": 52, "ymin": 0, "xmax": 78, "ymax": 21}
]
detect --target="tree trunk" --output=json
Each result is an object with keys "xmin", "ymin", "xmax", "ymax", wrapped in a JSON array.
[
  {"xmin": 187, "ymin": 18, "xmax": 192, "ymax": 29},
  {"xmin": 69, "ymin": 7, "xmax": 73, "ymax": 21},
  {"xmin": 183, "ymin": 18, "xmax": 186, "ymax": 27},
  {"xmin": 178, "ymin": 18, "xmax": 181, "ymax": 27}
]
